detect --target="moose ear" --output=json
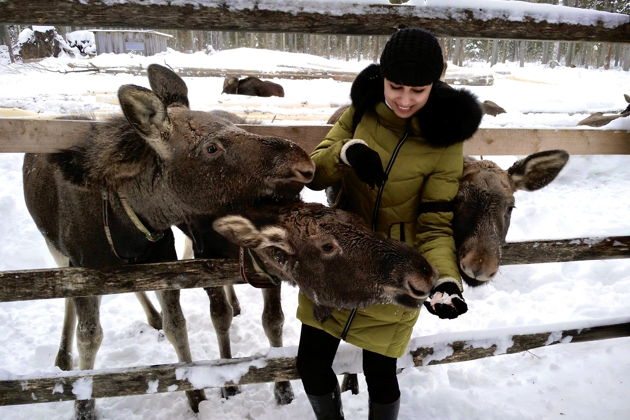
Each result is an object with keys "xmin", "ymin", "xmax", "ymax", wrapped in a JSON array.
[
  {"xmin": 147, "ymin": 64, "xmax": 190, "ymax": 108},
  {"xmin": 118, "ymin": 84, "xmax": 173, "ymax": 159},
  {"xmin": 213, "ymin": 216, "xmax": 294, "ymax": 254},
  {"xmin": 508, "ymin": 149, "xmax": 569, "ymax": 191},
  {"xmin": 213, "ymin": 215, "xmax": 263, "ymax": 248},
  {"xmin": 259, "ymin": 226, "xmax": 294, "ymax": 254}
]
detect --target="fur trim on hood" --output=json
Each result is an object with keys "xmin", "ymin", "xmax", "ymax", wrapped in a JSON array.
[{"xmin": 350, "ymin": 64, "xmax": 483, "ymax": 148}]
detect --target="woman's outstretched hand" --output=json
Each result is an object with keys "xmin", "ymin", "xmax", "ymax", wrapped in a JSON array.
[{"xmin": 424, "ymin": 281, "xmax": 468, "ymax": 319}]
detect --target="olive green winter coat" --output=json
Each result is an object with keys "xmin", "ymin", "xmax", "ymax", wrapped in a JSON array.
[{"xmin": 297, "ymin": 102, "xmax": 464, "ymax": 358}]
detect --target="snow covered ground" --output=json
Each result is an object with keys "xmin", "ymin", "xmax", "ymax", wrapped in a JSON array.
[{"xmin": 0, "ymin": 47, "xmax": 629, "ymax": 420}]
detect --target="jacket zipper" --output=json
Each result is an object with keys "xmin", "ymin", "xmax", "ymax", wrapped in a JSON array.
[
  {"xmin": 370, "ymin": 131, "xmax": 409, "ymax": 231},
  {"xmin": 341, "ymin": 130, "xmax": 409, "ymax": 340}
]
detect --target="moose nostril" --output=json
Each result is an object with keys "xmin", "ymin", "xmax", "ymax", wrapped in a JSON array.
[
  {"xmin": 297, "ymin": 168, "xmax": 314, "ymax": 182},
  {"xmin": 291, "ymin": 162, "xmax": 315, "ymax": 183},
  {"xmin": 404, "ymin": 274, "xmax": 430, "ymax": 298},
  {"xmin": 409, "ymin": 284, "xmax": 427, "ymax": 297}
]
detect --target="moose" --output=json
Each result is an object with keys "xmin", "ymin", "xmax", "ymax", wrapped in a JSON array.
[
  {"xmin": 222, "ymin": 75, "xmax": 285, "ymax": 97},
  {"xmin": 212, "ymin": 202, "xmax": 437, "ymax": 323},
  {"xmin": 22, "ymin": 64, "xmax": 316, "ymax": 419},
  {"xmin": 453, "ymin": 151, "xmax": 569, "ymax": 286},
  {"xmin": 174, "ymin": 195, "xmax": 438, "ymax": 404},
  {"xmin": 23, "ymin": 64, "xmax": 442, "ymax": 417}
]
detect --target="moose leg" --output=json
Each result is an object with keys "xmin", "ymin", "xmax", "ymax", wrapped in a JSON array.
[
  {"xmin": 224, "ymin": 285, "xmax": 241, "ymax": 317},
  {"xmin": 134, "ymin": 292, "xmax": 163, "ymax": 330},
  {"xmin": 73, "ymin": 296, "xmax": 103, "ymax": 420},
  {"xmin": 205, "ymin": 285, "xmax": 240, "ymax": 398},
  {"xmin": 55, "ymin": 298, "xmax": 77, "ymax": 371},
  {"xmin": 47, "ymin": 241, "xmax": 78, "ymax": 371},
  {"xmin": 156, "ymin": 289, "xmax": 206, "ymax": 412},
  {"xmin": 261, "ymin": 285, "xmax": 294, "ymax": 405}
]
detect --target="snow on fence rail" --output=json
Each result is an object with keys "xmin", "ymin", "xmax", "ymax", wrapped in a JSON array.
[
  {"xmin": 1, "ymin": 317, "xmax": 629, "ymax": 406},
  {"xmin": 1, "ymin": 0, "xmax": 629, "ymax": 42}
]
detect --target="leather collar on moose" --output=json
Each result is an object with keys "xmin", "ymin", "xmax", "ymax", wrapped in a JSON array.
[
  {"xmin": 350, "ymin": 63, "xmax": 483, "ymax": 148},
  {"xmin": 239, "ymin": 247, "xmax": 281, "ymax": 289},
  {"xmin": 101, "ymin": 189, "xmax": 165, "ymax": 263}
]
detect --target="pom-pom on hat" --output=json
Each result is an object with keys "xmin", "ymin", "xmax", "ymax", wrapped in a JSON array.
[{"xmin": 379, "ymin": 28, "xmax": 444, "ymax": 87}]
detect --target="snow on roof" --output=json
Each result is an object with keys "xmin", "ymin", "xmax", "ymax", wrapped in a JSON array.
[{"xmin": 87, "ymin": 29, "xmax": 174, "ymax": 38}]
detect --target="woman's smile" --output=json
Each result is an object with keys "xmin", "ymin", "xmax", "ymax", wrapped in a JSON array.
[{"xmin": 384, "ymin": 78, "xmax": 433, "ymax": 119}]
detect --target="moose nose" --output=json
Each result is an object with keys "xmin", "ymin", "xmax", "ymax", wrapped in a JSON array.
[
  {"xmin": 404, "ymin": 273, "xmax": 431, "ymax": 300},
  {"xmin": 290, "ymin": 160, "xmax": 315, "ymax": 183},
  {"xmin": 459, "ymin": 251, "xmax": 498, "ymax": 282}
]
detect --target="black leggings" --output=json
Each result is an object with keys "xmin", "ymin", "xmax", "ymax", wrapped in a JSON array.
[{"xmin": 296, "ymin": 323, "xmax": 400, "ymax": 404}]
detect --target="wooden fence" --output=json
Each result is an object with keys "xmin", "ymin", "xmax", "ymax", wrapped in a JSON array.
[
  {"xmin": 1, "ymin": 0, "xmax": 629, "ymax": 41},
  {"xmin": 1, "ymin": 0, "xmax": 630, "ymax": 410},
  {"xmin": 1, "ymin": 118, "xmax": 629, "ymax": 407}
]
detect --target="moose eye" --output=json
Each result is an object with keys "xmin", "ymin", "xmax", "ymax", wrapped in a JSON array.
[
  {"xmin": 321, "ymin": 243, "xmax": 336, "ymax": 253},
  {"xmin": 206, "ymin": 143, "xmax": 219, "ymax": 154}
]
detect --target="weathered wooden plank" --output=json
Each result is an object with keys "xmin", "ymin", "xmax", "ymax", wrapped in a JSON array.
[
  {"xmin": 248, "ymin": 125, "xmax": 630, "ymax": 156},
  {"xmin": 0, "ymin": 258, "xmax": 245, "ymax": 302},
  {"xmin": 2, "ymin": 118, "xmax": 630, "ymax": 155},
  {"xmin": 1, "ymin": 319, "xmax": 628, "ymax": 406},
  {"xmin": 501, "ymin": 235, "xmax": 630, "ymax": 266},
  {"xmin": 0, "ymin": 0, "xmax": 628, "ymax": 42},
  {"xmin": 1, "ymin": 236, "xmax": 628, "ymax": 302},
  {"xmin": 0, "ymin": 355, "xmax": 298, "ymax": 406}
]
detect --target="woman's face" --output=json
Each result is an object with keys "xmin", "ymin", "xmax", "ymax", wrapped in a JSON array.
[{"xmin": 383, "ymin": 78, "xmax": 433, "ymax": 119}]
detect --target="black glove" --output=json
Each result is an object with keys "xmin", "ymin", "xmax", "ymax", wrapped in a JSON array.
[
  {"xmin": 424, "ymin": 281, "xmax": 468, "ymax": 319},
  {"xmin": 344, "ymin": 142, "xmax": 387, "ymax": 188}
]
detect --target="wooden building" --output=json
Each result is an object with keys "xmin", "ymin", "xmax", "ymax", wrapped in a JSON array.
[{"xmin": 91, "ymin": 29, "xmax": 172, "ymax": 56}]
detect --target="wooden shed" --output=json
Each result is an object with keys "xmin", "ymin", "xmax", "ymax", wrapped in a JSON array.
[{"xmin": 90, "ymin": 29, "xmax": 172, "ymax": 56}]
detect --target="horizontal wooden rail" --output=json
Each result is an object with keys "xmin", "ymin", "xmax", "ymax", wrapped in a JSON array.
[
  {"xmin": 0, "ymin": 0, "xmax": 628, "ymax": 42},
  {"xmin": 1, "ymin": 236, "xmax": 628, "ymax": 302},
  {"xmin": 0, "ymin": 258, "xmax": 244, "ymax": 303},
  {"xmin": 1, "ymin": 318, "xmax": 628, "ymax": 406},
  {"xmin": 2, "ymin": 118, "xmax": 630, "ymax": 155},
  {"xmin": 501, "ymin": 235, "xmax": 630, "ymax": 265}
]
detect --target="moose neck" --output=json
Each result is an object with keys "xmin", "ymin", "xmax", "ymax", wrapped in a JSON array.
[{"xmin": 114, "ymin": 175, "xmax": 191, "ymax": 232}]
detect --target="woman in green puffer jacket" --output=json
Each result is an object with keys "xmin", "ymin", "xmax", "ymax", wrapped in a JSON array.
[{"xmin": 296, "ymin": 29, "xmax": 483, "ymax": 420}]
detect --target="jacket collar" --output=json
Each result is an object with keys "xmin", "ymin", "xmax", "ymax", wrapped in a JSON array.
[{"xmin": 374, "ymin": 102, "xmax": 423, "ymax": 138}]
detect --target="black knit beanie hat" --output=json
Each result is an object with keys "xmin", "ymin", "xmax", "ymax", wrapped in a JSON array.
[{"xmin": 380, "ymin": 28, "xmax": 444, "ymax": 86}]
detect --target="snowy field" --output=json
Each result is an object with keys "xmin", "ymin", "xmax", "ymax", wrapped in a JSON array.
[{"xmin": 0, "ymin": 47, "xmax": 629, "ymax": 420}]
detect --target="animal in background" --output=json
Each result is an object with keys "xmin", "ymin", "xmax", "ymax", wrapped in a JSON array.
[
  {"xmin": 578, "ymin": 93, "xmax": 630, "ymax": 127},
  {"xmin": 222, "ymin": 75, "xmax": 285, "ymax": 97},
  {"xmin": 481, "ymin": 100, "xmax": 507, "ymax": 116}
]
